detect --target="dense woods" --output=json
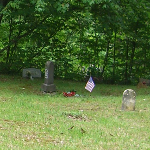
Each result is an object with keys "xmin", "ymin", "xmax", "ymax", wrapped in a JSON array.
[{"xmin": 0, "ymin": 0, "xmax": 150, "ymax": 84}]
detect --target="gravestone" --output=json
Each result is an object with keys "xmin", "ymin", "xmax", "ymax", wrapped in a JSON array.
[
  {"xmin": 122, "ymin": 89, "xmax": 136, "ymax": 111},
  {"xmin": 22, "ymin": 68, "xmax": 41, "ymax": 78},
  {"xmin": 139, "ymin": 78, "xmax": 150, "ymax": 86},
  {"xmin": 41, "ymin": 61, "xmax": 56, "ymax": 93}
]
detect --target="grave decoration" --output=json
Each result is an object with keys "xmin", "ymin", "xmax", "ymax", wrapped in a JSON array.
[{"xmin": 63, "ymin": 90, "xmax": 76, "ymax": 97}]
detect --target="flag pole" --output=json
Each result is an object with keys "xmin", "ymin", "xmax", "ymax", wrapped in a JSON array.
[{"xmin": 90, "ymin": 64, "xmax": 91, "ymax": 77}]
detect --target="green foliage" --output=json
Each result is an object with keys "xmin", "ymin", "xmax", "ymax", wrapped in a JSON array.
[{"xmin": 0, "ymin": 0, "xmax": 149, "ymax": 84}]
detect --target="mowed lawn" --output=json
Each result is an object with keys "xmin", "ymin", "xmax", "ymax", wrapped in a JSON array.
[{"xmin": 0, "ymin": 75, "xmax": 150, "ymax": 150}]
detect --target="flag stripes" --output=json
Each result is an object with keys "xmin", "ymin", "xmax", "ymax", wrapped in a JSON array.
[{"xmin": 85, "ymin": 77, "xmax": 95, "ymax": 92}]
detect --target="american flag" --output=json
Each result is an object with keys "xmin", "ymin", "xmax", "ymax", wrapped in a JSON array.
[{"xmin": 85, "ymin": 77, "xmax": 95, "ymax": 92}]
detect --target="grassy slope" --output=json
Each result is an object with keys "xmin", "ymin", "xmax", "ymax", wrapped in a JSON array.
[{"xmin": 0, "ymin": 75, "xmax": 150, "ymax": 150}]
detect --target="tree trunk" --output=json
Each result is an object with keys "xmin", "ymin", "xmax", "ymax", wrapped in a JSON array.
[
  {"xmin": 101, "ymin": 40, "xmax": 110, "ymax": 77},
  {"xmin": 125, "ymin": 38, "xmax": 129, "ymax": 83},
  {"xmin": 129, "ymin": 41, "xmax": 136, "ymax": 76},
  {"xmin": 113, "ymin": 31, "xmax": 117, "ymax": 79}
]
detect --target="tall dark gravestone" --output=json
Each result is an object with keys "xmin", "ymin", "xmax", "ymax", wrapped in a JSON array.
[{"xmin": 42, "ymin": 61, "xmax": 56, "ymax": 93}]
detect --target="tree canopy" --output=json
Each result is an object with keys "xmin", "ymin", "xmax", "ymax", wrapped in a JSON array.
[{"xmin": 0, "ymin": 0, "xmax": 150, "ymax": 84}]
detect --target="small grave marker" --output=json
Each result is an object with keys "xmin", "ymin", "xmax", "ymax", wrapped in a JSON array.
[
  {"xmin": 122, "ymin": 89, "xmax": 136, "ymax": 111},
  {"xmin": 41, "ymin": 61, "xmax": 56, "ymax": 93},
  {"xmin": 22, "ymin": 68, "xmax": 41, "ymax": 78}
]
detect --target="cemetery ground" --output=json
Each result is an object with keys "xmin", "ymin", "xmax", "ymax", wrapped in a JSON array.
[{"xmin": 0, "ymin": 75, "xmax": 150, "ymax": 150}]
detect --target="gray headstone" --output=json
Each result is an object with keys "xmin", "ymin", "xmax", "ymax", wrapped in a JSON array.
[
  {"xmin": 41, "ymin": 61, "xmax": 56, "ymax": 93},
  {"xmin": 122, "ymin": 89, "xmax": 136, "ymax": 111},
  {"xmin": 22, "ymin": 68, "xmax": 41, "ymax": 78}
]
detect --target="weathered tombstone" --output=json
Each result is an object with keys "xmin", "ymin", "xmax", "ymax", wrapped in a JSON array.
[
  {"xmin": 41, "ymin": 61, "xmax": 56, "ymax": 93},
  {"xmin": 22, "ymin": 68, "xmax": 41, "ymax": 78},
  {"xmin": 122, "ymin": 89, "xmax": 136, "ymax": 111},
  {"xmin": 139, "ymin": 78, "xmax": 150, "ymax": 86}
]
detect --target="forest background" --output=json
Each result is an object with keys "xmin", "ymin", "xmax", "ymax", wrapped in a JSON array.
[{"xmin": 0, "ymin": 0, "xmax": 150, "ymax": 84}]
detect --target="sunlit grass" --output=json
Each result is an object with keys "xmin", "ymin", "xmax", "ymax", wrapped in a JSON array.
[{"xmin": 0, "ymin": 75, "xmax": 150, "ymax": 149}]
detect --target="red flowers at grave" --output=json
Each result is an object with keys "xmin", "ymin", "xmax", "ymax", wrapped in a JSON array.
[{"xmin": 63, "ymin": 91, "xmax": 76, "ymax": 97}]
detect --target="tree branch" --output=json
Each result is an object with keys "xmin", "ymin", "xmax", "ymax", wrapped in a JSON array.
[{"xmin": 0, "ymin": 0, "xmax": 13, "ymax": 24}]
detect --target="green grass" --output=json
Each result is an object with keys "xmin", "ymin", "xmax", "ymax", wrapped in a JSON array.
[{"xmin": 0, "ymin": 75, "xmax": 150, "ymax": 150}]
